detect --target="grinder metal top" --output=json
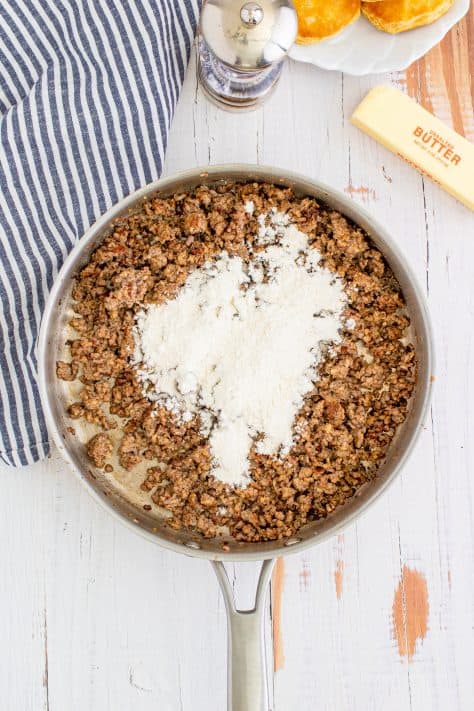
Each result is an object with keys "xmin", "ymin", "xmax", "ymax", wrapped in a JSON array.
[{"xmin": 200, "ymin": 0, "xmax": 298, "ymax": 71}]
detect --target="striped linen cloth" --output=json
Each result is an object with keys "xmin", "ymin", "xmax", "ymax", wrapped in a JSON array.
[{"xmin": 0, "ymin": 0, "xmax": 199, "ymax": 466}]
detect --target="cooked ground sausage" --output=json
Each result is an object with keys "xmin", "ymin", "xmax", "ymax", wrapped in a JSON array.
[
  {"xmin": 86, "ymin": 432, "xmax": 113, "ymax": 468},
  {"xmin": 57, "ymin": 182, "xmax": 416, "ymax": 542}
]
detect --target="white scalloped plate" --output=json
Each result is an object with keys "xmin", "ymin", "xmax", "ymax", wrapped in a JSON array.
[{"xmin": 289, "ymin": 0, "xmax": 469, "ymax": 75}]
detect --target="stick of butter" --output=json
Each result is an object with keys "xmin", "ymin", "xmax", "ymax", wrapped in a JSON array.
[{"xmin": 351, "ymin": 85, "xmax": 474, "ymax": 212}]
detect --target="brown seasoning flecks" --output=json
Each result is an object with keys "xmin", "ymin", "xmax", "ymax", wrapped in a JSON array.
[
  {"xmin": 392, "ymin": 565, "xmax": 429, "ymax": 660},
  {"xmin": 272, "ymin": 557, "xmax": 285, "ymax": 672}
]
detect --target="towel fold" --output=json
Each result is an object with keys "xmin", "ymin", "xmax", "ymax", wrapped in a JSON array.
[{"xmin": 0, "ymin": 0, "xmax": 199, "ymax": 465}]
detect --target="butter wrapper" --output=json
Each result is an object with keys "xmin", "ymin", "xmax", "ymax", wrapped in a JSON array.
[{"xmin": 351, "ymin": 85, "xmax": 474, "ymax": 212}]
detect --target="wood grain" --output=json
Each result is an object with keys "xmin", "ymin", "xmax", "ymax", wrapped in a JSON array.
[
  {"xmin": 392, "ymin": 566, "xmax": 430, "ymax": 660},
  {"xmin": 407, "ymin": 4, "xmax": 474, "ymax": 136},
  {"xmin": 334, "ymin": 560, "xmax": 344, "ymax": 600},
  {"xmin": 272, "ymin": 558, "xmax": 286, "ymax": 672}
]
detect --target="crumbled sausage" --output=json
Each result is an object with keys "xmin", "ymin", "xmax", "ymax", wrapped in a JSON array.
[
  {"xmin": 87, "ymin": 433, "xmax": 113, "ymax": 468},
  {"xmin": 56, "ymin": 360, "xmax": 79, "ymax": 381},
  {"xmin": 104, "ymin": 268, "xmax": 151, "ymax": 312},
  {"xmin": 58, "ymin": 182, "xmax": 417, "ymax": 542}
]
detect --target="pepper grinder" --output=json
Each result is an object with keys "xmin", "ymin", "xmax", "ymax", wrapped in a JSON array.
[{"xmin": 198, "ymin": 0, "xmax": 298, "ymax": 110}]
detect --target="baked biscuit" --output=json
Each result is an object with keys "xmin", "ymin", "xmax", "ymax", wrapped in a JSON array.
[
  {"xmin": 362, "ymin": 0, "xmax": 455, "ymax": 33},
  {"xmin": 294, "ymin": 0, "xmax": 360, "ymax": 43}
]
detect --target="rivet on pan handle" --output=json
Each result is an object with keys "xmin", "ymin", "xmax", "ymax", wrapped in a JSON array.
[{"xmin": 212, "ymin": 559, "xmax": 275, "ymax": 711}]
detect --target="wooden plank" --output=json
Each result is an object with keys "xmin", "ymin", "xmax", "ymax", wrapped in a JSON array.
[
  {"xmin": 407, "ymin": 6, "xmax": 474, "ymax": 138},
  {"xmin": 0, "ymin": 462, "xmax": 49, "ymax": 711}
]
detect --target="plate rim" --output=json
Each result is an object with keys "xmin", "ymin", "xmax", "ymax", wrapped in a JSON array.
[{"xmin": 289, "ymin": 0, "xmax": 470, "ymax": 75}]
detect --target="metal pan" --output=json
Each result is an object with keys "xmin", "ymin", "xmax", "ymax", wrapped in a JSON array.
[{"xmin": 38, "ymin": 164, "xmax": 434, "ymax": 711}]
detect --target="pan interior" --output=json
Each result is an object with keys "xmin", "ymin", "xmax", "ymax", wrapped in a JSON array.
[{"xmin": 40, "ymin": 166, "xmax": 433, "ymax": 560}]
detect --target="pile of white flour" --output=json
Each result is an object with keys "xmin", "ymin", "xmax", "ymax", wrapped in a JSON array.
[{"xmin": 133, "ymin": 209, "xmax": 347, "ymax": 486}]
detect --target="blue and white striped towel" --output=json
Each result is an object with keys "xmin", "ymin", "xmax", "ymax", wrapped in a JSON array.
[{"xmin": 0, "ymin": 0, "xmax": 199, "ymax": 466}]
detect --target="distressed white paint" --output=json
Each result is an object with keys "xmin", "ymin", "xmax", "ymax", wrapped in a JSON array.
[{"xmin": 1, "ymin": 49, "xmax": 473, "ymax": 711}]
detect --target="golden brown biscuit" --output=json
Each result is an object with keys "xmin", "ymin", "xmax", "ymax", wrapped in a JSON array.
[
  {"xmin": 294, "ymin": 0, "xmax": 360, "ymax": 44},
  {"xmin": 362, "ymin": 0, "xmax": 455, "ymax": 33}
]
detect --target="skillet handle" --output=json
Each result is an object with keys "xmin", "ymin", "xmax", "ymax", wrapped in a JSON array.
[{"xmin": 212, "ymin": 559, "xmax": 275, "ymax": 711}]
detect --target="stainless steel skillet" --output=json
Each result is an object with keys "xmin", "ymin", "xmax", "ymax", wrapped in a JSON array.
[{"xmin": 38, "ymin": 164, "xmax": 434, "ymax": 711}]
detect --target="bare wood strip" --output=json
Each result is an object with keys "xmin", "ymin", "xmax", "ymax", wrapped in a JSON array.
[
  {"xmin": 334, "ymin": 560, "xmax": 344, "ymax": 601},
  {"xmin": 272, "ymin": 557, "xmax": 286, "ymax": 672},
  {"xmin": 406, "ymin": 55, "xmax": 434, "ymax": 112},
  {"xmin": 392, "ymin": 565, "xmax": 430, "ymax": 660},
  {"xmin": 344, "ymin": 183, "xmax": 376, "ymax": 202},
  {"xmin": 451, "ymin": 15, "xmax": 474, "ymax": 139},
  {"xmin": 407, "ymin": 7, "xmax": 473, "ymax": 138},
  {"xmin": 467, "ymin": 6, "xmax": 474, "ymax": 120},
  {"xmin": 440, "ymin": 30, "xmax": 465, "ymax": 135}
]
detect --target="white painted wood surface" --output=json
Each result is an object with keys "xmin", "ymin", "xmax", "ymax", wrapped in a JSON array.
[{"xmin": 1, "ymin": 35, "xmax": 474, "ymax": 711}]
